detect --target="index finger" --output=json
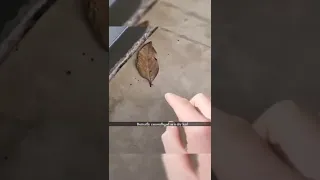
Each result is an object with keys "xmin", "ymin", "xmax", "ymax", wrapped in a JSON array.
[
  {"xmin": 165, "ymin": 93, "xmax": 211, "ymax": 153},
  {"xmin": 164, "ymin": 93, "xmax": 209, "ymax": 124}
]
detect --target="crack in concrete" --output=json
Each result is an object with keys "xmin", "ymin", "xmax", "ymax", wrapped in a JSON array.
[
  {"xmin": 159, "ymin": 1, "xmax": 210, "ymax": 24},
  {"xmin": 109, "ymin": 26, "xmax": 159, "ymax": 81},
  {"xmin": 159, "ymin": 27, "xmax": 211, "ymax": 48}
]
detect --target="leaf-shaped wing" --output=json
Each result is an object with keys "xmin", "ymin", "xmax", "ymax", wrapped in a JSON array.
[{"xmin": 136, "ymin": 41, "xmax": 159, "ymax": 87}]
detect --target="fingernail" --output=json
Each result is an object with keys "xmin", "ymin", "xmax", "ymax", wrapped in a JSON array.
[
  {"xmin": 165, "ymin": 93, "xmax": 180, "ymax": 102},
  {"xmin": 164, "ymin": 93, "xmax": 173, "ymax": 100},
  {"xmin": 164, "ymin": 93, "xmax": 173, "ymax": 104}
]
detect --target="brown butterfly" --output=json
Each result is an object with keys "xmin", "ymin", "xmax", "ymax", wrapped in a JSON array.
[{"xmin": 136, "ymin": 41, "xmax": 159, "ymax": 87}]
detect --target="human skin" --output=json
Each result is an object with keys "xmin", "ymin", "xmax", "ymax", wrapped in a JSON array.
[
  {"xmin": 161, "ymin": 93, "xmax": 211, "ymax": 180},
  {"xmin": 161, "ymin": 93, "xmax": 320, "ymax": 180}
]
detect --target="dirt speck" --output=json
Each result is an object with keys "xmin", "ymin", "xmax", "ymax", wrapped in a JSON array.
[{"xmin": 65, "ymin": 70, "xmax": 71, "ymax": 75}]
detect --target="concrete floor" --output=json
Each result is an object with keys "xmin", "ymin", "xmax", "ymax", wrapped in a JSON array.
[
  {"xmin": 3, "ymin": 0, "xmax": 319, "ymax": 179},
  {"xmin": 109, "ymin": 0, "xmax": 211, "ymax": 179},
  {"xmin": 111, "ymin": 0, "xmax": 320, "ymax": 179},
  {"xmin": 0, "ymin": 0, "xmax": 211, "ymax": 179}
]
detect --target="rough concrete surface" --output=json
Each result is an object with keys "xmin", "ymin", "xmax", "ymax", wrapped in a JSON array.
[
  {"xmin": 0, "ymin": 0, "xmax": 211, "ymax": 179},
  {"xmin": 0, "ymin": 0, "xmax": 108, "ymax": 179},
  {"xmin": 109, "ymin": 0, "xmax": 211, "ymax": 179}
]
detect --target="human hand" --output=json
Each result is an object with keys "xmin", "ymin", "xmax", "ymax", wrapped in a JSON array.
[
  {"xmin": 252, "ymin": 101, "xmax": 320, "ymax": 180},
  {"xmin": 212, "ymin": 100, "xmax": 320, "ymax": 180},
  {"xmin": 161, "ymin": 93, "xmax": 211, "ymax": 180}
]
